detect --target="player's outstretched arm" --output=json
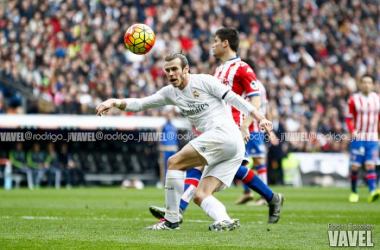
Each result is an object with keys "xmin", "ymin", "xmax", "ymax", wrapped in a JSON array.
[
  {"xmin": 224, "ymin": 91, "xmax": 273, "ymax": 134},
  {"xmin": 96, "ymin": 90, "xmax": 170, "ymax": 116},
  {"xmin": 222, "ymin": 91, "xmax": 273, "ymax": 134},
  {"xmin": 203, "ymin": 74, "xmax": 273, "ymax": 134},
  {"xmin": 241, "ymin": 95, "xmax": 261, "ymax": 143}
]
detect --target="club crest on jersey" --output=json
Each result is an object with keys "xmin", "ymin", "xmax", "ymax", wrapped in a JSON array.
[
  {"xmin": 220, "ymin": 78, "xmax": 229, "ymax": 86},
  {"xmin": 193, "ymin": 91, "xmax": 200, "ymax": 99},
  {"xmin": 251, "ymin": 80, "xmax": 259, "ymax": 90}
]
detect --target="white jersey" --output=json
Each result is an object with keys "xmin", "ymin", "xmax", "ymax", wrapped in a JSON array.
[{"xmin": 124, "ymin": 74, "xmax": 255, "ymax": 133}]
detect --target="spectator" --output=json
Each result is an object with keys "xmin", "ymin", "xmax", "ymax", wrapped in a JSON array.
[
  {"xmin": 27, "ymin": 142, "xmax": 47, "ymax": 187},
  {"xmin": 46, "ymin": 142, "xmax": 61, "ymax": 189},
  {"xmin": 58, "ymin": 143, "xmax": 85, "ymax": 188},
  {"xmin": 9, "ymin": 142, "xmax": 33, "ymax": 189},
  {"xmin": 267, "ymin": 108, "xmax": 286, "ymax": 185}
]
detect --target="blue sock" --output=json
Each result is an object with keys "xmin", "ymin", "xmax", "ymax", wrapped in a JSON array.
[
  {"xmin": 366, "ymin": 170, "xmax": 377, "ymax": 193},
  {"xmin": 350, "ymin": 169, "xmax": 359, "ymax": 193},
  {"xmin": 235, "ymin": 165, "xmax": 273, "ymax": 201},
  {"xmin": 243, "ymin": 183, "xmax": 250, "ymax": 192},
  {"xmin": 179, "ymin": 168, "xmax": 202, "ymax": 212}
]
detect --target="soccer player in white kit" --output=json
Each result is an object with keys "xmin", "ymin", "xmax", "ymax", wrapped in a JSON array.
[
  {"xmin": 95, "ymin": 53, "xmax": 272, "ymax": 231},
  {"xmin": 149, "ymin": 28, "xmax": 284, "ymax": 224}
]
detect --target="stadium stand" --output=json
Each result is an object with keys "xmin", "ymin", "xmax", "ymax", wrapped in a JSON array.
[
  {"xmin": 0, "ymin": 115, "xmax": 191, "ymax": 186},
  {"xmin": 0, "ymin": 0, "xmax": 379, "ymax": 186},
  {"xmin": 1, "ymin": 0, "xmax": 379, "ymax": 151}
]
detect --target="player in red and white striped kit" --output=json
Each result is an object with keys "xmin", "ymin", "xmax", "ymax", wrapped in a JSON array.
[
  {"xmin": 210, "ymin": 29, "xmax": 282, "ymax": 210},
  {"xmin": 236, "ymin": 79, "xmax": 275, "ymax": 205},
  {"xmin": 345, "ymin": 74, "xmax": 380, "ymax": 202}
]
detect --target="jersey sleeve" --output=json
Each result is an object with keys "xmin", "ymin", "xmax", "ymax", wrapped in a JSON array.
[
  {"xmin": 201, "ymin": 74, "xmax": 231, "ymax": 99},
  {"xmin": 346, "ymin": 96, "xmax": 356, "ymax": 119},
  {"xmin": 201, "ymin": 74, "xmax": 256, "ymax": 117},
  {"xmin": 124, "ymin": 87, "xmax": 171, "ymax": 112},
  {"xmin": 236, "ymin": 64, "xmax": 260, "ymax": 98},
  {"xmin": 345, "ymin": 96, "xmax": 356, "ymax": 133}
]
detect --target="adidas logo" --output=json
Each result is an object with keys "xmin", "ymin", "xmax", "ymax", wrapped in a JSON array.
[{"xmin": 200, "ymin": 147, "xmax": 206, "ymax": 152}]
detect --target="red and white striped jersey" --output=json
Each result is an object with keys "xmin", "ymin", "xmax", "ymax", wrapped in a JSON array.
[
  {"xmin": 346, "ymin": 92, "xmax": 380, "ymax": 141},
  {"xmin": 214, "ymin": 57, "xmax": 260, "ymax": 127},
  {"xmin": 250, "ymin": 80, "xmax": 268, "ymax": 132}
]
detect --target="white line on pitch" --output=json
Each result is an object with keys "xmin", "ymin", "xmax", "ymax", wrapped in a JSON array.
[{"xmin": 0, "ymin": 215, "xmax": 210, "ymax": 223}]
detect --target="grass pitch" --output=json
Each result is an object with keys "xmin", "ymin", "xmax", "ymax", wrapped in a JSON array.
[{"xmin": 0, "ymin": 186, "xmax": 379, "ymax": 249}]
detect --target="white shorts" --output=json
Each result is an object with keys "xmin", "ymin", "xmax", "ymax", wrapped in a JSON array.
[{"xmin": 190, "ymin": 124, "xmax": 245, "ymax": 191}]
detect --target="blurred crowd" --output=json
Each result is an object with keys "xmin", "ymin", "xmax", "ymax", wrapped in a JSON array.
[
  {"xmin": 0, "ymin": 0, "xmax": 379, "ymax": 153},
  {"xmin": 8, "ymin": 142, "xmax": 85, "ymax": 189}
]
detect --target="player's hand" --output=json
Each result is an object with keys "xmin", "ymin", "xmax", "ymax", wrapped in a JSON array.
[
  {"xmin": 241, "ymin": 125, "xmax": 250, "ymax": 144},
  {"xmin": 259, "ymin": 118, "xmax": 273, "ymax": 135},
  {"xmin": 95, "ymin": 99, "xmax": 115, "ymax": 116},
  {"xmin": 269, "ymin": 131, "xmax": 279, "ymax": 146}
]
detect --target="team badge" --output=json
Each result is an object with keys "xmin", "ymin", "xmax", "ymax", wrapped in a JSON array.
[
  {"xmin": 193, "ymin": 91, "xmax": 200, "ymax": 99},
  {"xmin": 250, "ymin": 80, "xmax": 259, "ymax": 90}
]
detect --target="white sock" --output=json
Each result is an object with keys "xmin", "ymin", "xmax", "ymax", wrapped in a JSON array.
[
  {"xmin": 259, "ymin": 173, "xmax": 267, "ymax": 185},
  {"xmin": 164, "ymin": 170, "xmax": 185, "ymax": 223},
  {"xmin": 200, "ymin": 195, "xmax": 231, "ymax": 222},
  {"xmin": 256, "ymin": 166, "xmax": 268, "ymax": 185}
]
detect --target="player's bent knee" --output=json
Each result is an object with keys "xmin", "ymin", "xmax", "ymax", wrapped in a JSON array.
[
  {"xmin": 365, "ymin": 164, "xmax": 376, "ymax": 171},
  {"xmin": 351, "ymin": 165, "xmax": 360, "ymax": 172},
  {"xmin": 254, "ymin": 157, "xmax": 265, "ymax": 166},
  {"xmin": 194, "ymin": 166, "xmax": 204, "ymax": 171},
  {"xmin": 167, "ymin": 155, "xmax": 179, "ymax": 170},
  {"xmin": 193, "ymin": 190, "xmax": 210, "ymax": 206},
  {"xmin": 167, "ymin": 154, "xmax": 187, "ymax": 170},
  {"xmin": 193, "ymin": 192, "xmax": 204, "ymax": 206}
]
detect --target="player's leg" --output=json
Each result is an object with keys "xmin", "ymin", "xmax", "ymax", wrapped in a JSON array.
[
  {"xmin": 348, "ymin": 140, "xmax": 363, "ymax": 202},
  {"xmin": 194, "ymin": 176, "xmax": 240, "ymax": 231},
  {"xmin": 255, "ymin": 157, "xmax": 268, "ymax": 185},
  {"xmin": 145, "ymin": 143, "xmax": 207, "ymax": 230},
  {"xmin": 148, "ymin": 126, "xmax": 225, "ymax": 223},
  {"xmin": 191, "ymin": 125, "xmax": 244, "ymax": 230},
  {"xmin": 234, "ymin": 155, "xmax": 254, "ymax": 205},
  {"xmin": 364, "ymin": 141, "xmax": 380, "ymax": 202},
  {"xmin": 179, "ymin": 166, "xmax": 203, "ymax": 214},
  {"xmin": 236, "ymin": 132, "xmax": 267, "ymax": 205},
  {"xmin": 247, "ymin": 157, "xmax": 269, "ymax": 205},
  {"xmin": 20, "ymin": 167, "xmax": 34, "ymax": 190},
  {"xmin": 55, "ymin": 167, "xmax": 62, "ymax": 189},
  {"xmin": 235, "ymin": 132, "xmax": 284, "ymax": 221},
  {"xmin": 234, "ymin": 163, "xmax": 284, "ymax": 222},
  {"xmin": 193, "ymin": 130, "xmax": 246, "ymax": 231},
  {"xmin": 47, "ymin": 167, "xmax": 54, "ymax": 187},
  {"xmin": 252, "ymin": 132, "xmax": 268, "ymax": 185},
  {"xmin": 35, "ymin": 167, "xmax": 46, "ymax": 188},
  {"xmin": 149, "ymin": 165, "xmax": 204, "ymax": 223},
  {"xmin": 235, "ymin": 133, "xmax": 257, "ymax": 205}
]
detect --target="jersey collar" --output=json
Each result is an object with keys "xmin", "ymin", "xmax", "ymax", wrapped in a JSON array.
[
  {"xmin": 223, "ymin": 57, "xmax": 241, "ymax": 66},
  {"xmin": 359, "ymin": 91, "xmax": 372, "ymax": 99}
]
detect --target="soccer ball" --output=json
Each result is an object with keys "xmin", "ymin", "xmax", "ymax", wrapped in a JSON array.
[{"xmin": 124, "ymin": 24, "xmax": 155, "ymax": 55}]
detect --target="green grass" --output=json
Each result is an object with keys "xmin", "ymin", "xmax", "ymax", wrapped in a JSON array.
[{"xmin": 0, "ymin": 186, "xmax": 379, "ymax": 249}]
